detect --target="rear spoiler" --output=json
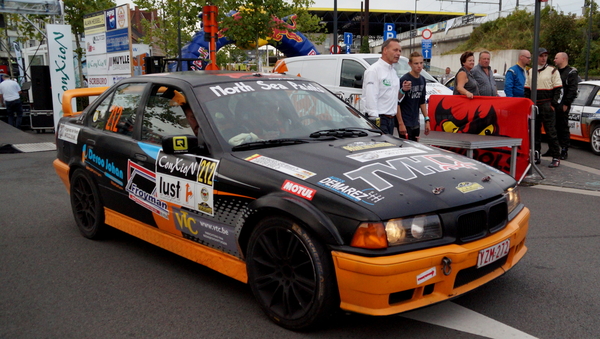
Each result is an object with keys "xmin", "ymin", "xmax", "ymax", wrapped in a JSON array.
[{"xmin": 62, "ymin": 87, "xmax": 109, "ymax": 117}]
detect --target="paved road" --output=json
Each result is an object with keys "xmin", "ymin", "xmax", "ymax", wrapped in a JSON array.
[{"xmin": 1, "ymin": 123, "xmax": 599, "ymax": 338}]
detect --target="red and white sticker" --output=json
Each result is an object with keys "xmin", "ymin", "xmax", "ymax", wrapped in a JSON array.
[
  {"xmin": 281, "ymin": 180, "xmax": 316, "ymax": 200},
  {"xmin": 416, "ymin": 267, "xmax": 436, "ymax": 285}
]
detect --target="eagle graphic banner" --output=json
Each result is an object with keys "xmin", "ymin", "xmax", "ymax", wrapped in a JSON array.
[{"xmin": 428, "ymin": 95, "xmax": 533, "ymax": 179}]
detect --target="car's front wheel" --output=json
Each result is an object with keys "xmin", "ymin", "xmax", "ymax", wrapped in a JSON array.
[
  {"xmin": 70, "ymin": 169, "xmax": 106, "ymax": 239},
  {"xmin": 246, "ymin": 216, "xmax": 338, "ymax": 330},
  {"xmin": 590, "ymin": 124, "xmax": 600, "ymax": 155}
]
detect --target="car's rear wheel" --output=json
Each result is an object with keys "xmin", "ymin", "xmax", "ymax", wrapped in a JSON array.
[
  {"xmin": 590, "ymin": 124, "xmax": 600, "ymax": 155},
  {"xmin": 70, "ymin": 169, "xmax": 106, "ymax": 239},
  {"xmin": 246, "ymin": 216, "xmax": 338, "ymax": 330}
]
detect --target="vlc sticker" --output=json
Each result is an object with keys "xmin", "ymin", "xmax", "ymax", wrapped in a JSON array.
[
  {"xmin": 416, "ymin": 267, "xmax": 436, "ymax": 285},
  {"xmin": 281, "ymin": 180, "xmax": 316, "ymax": 200}
]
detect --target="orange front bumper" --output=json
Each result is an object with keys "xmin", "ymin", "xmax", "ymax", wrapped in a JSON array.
[{"xmin": 332, "ymin": 207, "xmax": 529, "ymax": 316}]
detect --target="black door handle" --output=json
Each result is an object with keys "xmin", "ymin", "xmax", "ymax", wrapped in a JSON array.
[{"xmin": 134, "ymin": 153, "xmax": 147, "ymax": 162}]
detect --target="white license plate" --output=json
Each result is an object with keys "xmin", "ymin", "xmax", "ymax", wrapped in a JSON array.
[{"xmin": 477, "ymin": 239, "xmax": 510, "ymax": 268}]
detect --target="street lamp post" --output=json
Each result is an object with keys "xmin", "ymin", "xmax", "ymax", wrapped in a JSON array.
[{"xmin": 413, "ymin": 0, "xmax": 418, "ymax": 53}]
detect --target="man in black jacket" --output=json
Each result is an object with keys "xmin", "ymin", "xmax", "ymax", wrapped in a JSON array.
[{"xmin": 553, "ymin": 52, "xmax": 579, "ymax": 160}]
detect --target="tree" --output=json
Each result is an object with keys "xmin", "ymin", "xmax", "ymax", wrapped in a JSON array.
[
  {"xmin": 132, "ymin": 0, "xmax": 201, "ymax": 58},
  {"xmin": 220, "ymin": 0, "xmax": 318, "ymax": 69}
]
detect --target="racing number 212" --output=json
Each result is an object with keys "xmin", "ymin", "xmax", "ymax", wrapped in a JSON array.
[{"xmin": 197, "ymin": 159, "xmax": 217, "ymax": 186}]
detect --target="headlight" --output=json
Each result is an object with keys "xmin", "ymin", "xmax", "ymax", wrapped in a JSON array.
[
  {"xmin": 505, "ymin": 186, "xmax": 521, "ymax": 215},
  {"xmin": 385, "ymin": 214, "xmax": 443, "ymax": 246}
]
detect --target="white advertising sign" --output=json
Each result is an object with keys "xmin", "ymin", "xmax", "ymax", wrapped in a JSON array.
[
  {"xmin": 107, "ymin": 51, "xmax": 131, "ymax": 74},
  {"xmin": 46, "ymin": 24, "xmax": 77, "ymax": 127},
  {"xmin": 87, "ymin": 76, "xmax": 110, "ymax": 87},
  {"xmin": 86, "ymin": 33, "xmax": 106, "ymax": 55},
  {"xmin": 87, "ymin": 54, "xmax": 108, "ymax": 75}
]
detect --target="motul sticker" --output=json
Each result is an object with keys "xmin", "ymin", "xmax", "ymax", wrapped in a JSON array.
[
  {"xmin": 281, "ymin": 180, "xmax": 316, "ymax": 200},
  {"xmin": 416, "ymin": 267, "xmax": 436, "ymax": 285}
]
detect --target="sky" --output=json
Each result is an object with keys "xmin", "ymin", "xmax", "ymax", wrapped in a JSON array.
[
  {"xmin": 309, "ymin": 0, "xmax": 587, "ymax": 17},
  {"xmin": 116, "ymin": 0, "xmax": 587, "ymax": 19}
]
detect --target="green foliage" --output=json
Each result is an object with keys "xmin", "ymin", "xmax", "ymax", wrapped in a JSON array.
[
  {"xmin": 449, "ymin": 6, "xmax": 600, "ymax": 75},
  {"xmin": 133, "ymin": 0, "xmax": 201, "ymax": 58},
  {"xmin": 360, "ymin": 36, "xmax": 370, "ymax": 53}
]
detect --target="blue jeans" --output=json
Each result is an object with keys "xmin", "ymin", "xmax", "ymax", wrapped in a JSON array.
[
  {"xmin": 6, "ymin": 99, "xmax": 23, "ymax": 129},
  {"xmin": 378, "ymin": 114, "xmax": 396, "ymax": 135}
]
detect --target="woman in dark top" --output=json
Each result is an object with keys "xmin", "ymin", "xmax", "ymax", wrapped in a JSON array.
[{"xmin": 453, "ymin": 51, "xmax": 480, "ymax": 98}]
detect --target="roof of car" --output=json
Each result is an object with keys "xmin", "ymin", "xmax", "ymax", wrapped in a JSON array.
[
  {"xmin": 132, "ymin": 71, "xmax": 301, "ymax": 87},
  {"xmin": 579, "ymin": 80, "xmax": 600, "ymax": 86}
]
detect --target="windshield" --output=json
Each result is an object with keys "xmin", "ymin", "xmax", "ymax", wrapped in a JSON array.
[
  {"xmin": 196, "ymin": 79, "xmax": 374, "ymax": 148},
  {"xmin": 364, "ymin": 56, "xmax": 438, "ymax": 83}
]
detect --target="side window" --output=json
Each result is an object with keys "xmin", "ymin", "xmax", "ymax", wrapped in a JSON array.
[
  {"xmin": 340, "ymin": 60, "xmax": 366, "ymax": 88},
  {"xmin": 573, "ymin": 85, "xmax": 597, "ymax": 106},
  {"xmin": 90, "ymin": 83, "xmax": 145, "ymax": 137},
  {"xmin": 141, "ymin": 85, "xmax": 195, "ymax": 144}
]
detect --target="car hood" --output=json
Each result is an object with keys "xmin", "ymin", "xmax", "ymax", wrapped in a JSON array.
[{"xmin": 231, "ymin": 136, "xmax": 514, "ymax": 220}]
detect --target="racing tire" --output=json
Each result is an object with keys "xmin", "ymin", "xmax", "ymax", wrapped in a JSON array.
[
  {"xmin": 590, "ymin": 124, "xmax": 600, "ymax": 155},
  {"xmin": 70, "ymin": 169, "xmax": 106, "ymax": 239},
  {"xmin": 246, "ymin": 216, "xmax": 338, "ymax": 330}
]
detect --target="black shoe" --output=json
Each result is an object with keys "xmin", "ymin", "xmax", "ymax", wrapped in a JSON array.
[
  {"xmin": 541, "ymin": 151, "xmax": 552, "ymax": 157},
  {"xmin": 534, "ymin": 151, "xmax": 541, "ymax": 164},
  {"xmin": 549, "ymin": 158, "xmax": 560, "ymax": 168},
  {"xmin": 560, "ymin": 148, "xmax": 568, "ymax": 160}
]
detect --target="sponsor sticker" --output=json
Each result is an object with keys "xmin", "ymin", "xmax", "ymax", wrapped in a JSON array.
[
  {"xmin": 281, "ymin": 180, "xmax": 316, "ymax": 200},
  {"xmin": 196, "ymin": 158, "xmax": 218, "ymax": 216},
  {"xmin": 342, "ymin": 141, "xmax": 395, "ymax": 152},
  {"xmin": 83, "ymin": 144, "xmax": 124, "ymax": 187},
  {"xmin": 346, "ymin": 147, "xmax": 425, "ymax": 163},
  {"xmin": 57, "ymin": 123, "xmax": 80, "ymax": 144},
  {"xmin": 172, "ymin": 206, "xmax": 238, "ymax": 255},
  {"xmin": 126, "ymin": 160, "xmax": 169, "ymax": 218},
  {"xmin": 245, "ymin": 154, "xmax": 315, "ymax": 179},
  {"xmin": 344, "ymin": 154, "xmax": 478, "ymax": 191},
  {"xmin": 155, "ymin": 151, "xmax": 219, "ymax": 216},
  {"xmin": 416, "ymin": 267, "xmax": 436, "ymax": 285},
  {"xmin": 317, "ymin": 176, "xmax": 384, "ymax": 205},
  {"xmin": 456, "ymin": 182, "xmax": 484, "ymax": 193},
  {"xmin": 172, "ymin": 136, "xmax": 188, "ymax": 153}
]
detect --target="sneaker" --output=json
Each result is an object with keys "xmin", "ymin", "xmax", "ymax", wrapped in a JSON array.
[
  {"xmin": 541, "ymin": 151, "xmax": 552, "ymax": 157},
  {"xmin": 549, "ymin": 158, "xmax": 560, "ymax": 168},
  {"xmin": 534, "ymin": 151, "xmax": 541, "ymax": 164},
  {"xmin": 560, "ymin": 148, "xmax": 568, "ymax": 160}
]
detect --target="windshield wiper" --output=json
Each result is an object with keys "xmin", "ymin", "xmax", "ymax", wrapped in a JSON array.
[
  {"xmin": 231, "ymin": 138, "xmax": 313, "ymax": 151},
  {"xmin": 309, "ymin": 127, "xmax": 381, "ymax": 138}
]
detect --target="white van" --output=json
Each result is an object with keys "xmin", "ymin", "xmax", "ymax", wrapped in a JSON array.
[{"xmin": 273, "ymin": 53, "xmax": 452, "ymax": 111}]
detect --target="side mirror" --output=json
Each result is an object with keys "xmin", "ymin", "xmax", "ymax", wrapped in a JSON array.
[{"xmin": 161, "ymin": 135, "xmax": 208, "ymax": 155}]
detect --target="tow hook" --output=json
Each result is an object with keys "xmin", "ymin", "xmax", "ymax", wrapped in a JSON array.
[{"xmin": 442, "ymin": 257, "xmax": 452, "ymax": 276}]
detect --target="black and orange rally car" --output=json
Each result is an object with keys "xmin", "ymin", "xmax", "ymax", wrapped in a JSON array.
[{"xmin": 54, "ymin": 71, "xmax": 529, "ymax": 330}]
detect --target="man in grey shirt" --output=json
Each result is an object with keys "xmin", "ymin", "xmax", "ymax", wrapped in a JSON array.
[{"xmin": 471, "ymin": 51, "xmax": 498, "ymax": 96}]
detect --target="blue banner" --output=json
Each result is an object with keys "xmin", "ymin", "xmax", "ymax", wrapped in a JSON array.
[{"xmin": 106, "ymin": 28, "xmax": 129, "ymax": 53}]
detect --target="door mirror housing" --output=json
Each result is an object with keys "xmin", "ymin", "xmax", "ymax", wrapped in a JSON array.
[{"xmin": 161, "ymin": 135, "xmax": 208, "ymax": 155}]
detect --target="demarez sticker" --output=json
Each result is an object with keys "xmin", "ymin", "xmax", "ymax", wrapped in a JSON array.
[{"xmin": 245, "ymin": 154, "xmax": 315, "ymax": 179}]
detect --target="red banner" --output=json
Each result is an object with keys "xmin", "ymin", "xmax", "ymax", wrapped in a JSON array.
[{"xmin": 428, "ymin": 95, "xmax": 533, "ymax": 179}]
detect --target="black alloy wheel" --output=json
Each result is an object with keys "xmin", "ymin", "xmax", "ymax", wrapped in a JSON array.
[
  {"xmin": 70, "ymin": 169, "xmax": 106, "ymax": 239},
  {"xmin": 246, "ymin": 216, "xmax": 338, "ymax": 330}
]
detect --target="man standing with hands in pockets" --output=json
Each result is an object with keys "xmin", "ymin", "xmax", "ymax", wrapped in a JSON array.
[
  {"xmin": 397, "ymin": 52, "xmax": 430, "ymax": 141},
  {"xmin": 362, "ymin": 38, "xmax": 411, "ymax": 134}
]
